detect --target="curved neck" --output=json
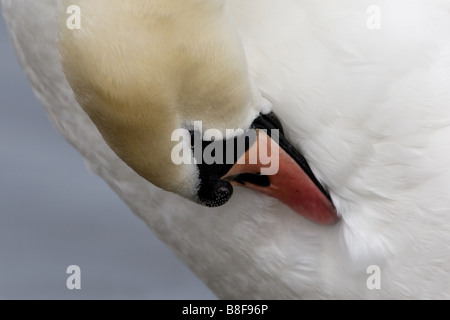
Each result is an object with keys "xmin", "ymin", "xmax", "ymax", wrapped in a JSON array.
[{"xmin": 135, "ymin": 0, "xmax": 264, "ymax": 132}]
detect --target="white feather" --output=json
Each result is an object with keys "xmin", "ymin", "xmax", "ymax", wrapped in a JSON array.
[{"xmin": 3, "ymin": 0, "xmax": 450, "ymax": 298}]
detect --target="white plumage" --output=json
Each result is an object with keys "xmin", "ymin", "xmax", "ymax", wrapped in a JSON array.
[{"xmin": 3, "ymin": 0, "xmax": 450, "ymax": 299}]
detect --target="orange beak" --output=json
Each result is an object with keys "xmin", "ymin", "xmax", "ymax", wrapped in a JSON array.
[{"xmin": 222, "ymin": 130, "xmax": 338, "ymax": 225}]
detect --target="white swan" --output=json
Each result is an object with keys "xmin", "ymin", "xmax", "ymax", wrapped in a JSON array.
[{"xmin": 3, "ymin": 0, "xmax": 450, "ymax": 299}]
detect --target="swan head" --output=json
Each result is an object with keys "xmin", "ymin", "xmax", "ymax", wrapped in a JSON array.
[{"xmin": 59, "ymin": 0, "xmax": 337, "ymax": 224}]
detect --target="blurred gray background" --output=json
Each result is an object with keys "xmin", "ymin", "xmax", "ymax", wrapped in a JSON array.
[{"xmin": 0, "ymin": 10, "xmax": 215, "ymax": 300}]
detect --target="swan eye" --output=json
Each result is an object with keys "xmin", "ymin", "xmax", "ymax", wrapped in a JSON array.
[{"xmin": 250, "ymin": 112, "xmax": 285, "ymax": 135}]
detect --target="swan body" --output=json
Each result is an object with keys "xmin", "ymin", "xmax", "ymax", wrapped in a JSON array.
[{"xmin": 3, "ymin": 0, "xmax": 450, "ymax": 299}]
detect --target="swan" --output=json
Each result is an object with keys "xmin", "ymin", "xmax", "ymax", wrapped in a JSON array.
[{"xmin": 3, "ymin": 0, "xmax": 450, "ymax": 299}]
